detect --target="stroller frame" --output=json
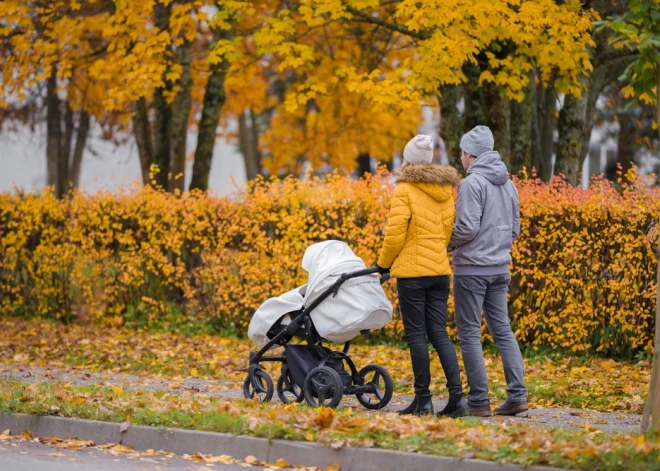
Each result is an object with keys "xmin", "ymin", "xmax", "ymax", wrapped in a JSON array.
[{"xmin": 245, "ymin": 266, "xmax": 393, "ymax": 409}]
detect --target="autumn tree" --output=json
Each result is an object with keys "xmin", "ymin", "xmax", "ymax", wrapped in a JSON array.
[
  {"xmin": 209, "ymin": 2, "xmax": 423, "ymax": 178},
  {"xmin": 598, "ymin": 0, "xmax": 660, "ymax": 433},
  {"xmin": 0, "ymin": 0, "xmax": 245, "ymax": 193},
  {"xmin": 0, "ymin": 0, "xmax": 113, "ymax": 197},
  {"xmin": 235, "ymin": 1, "xmax": 594, "ymax": 177}
]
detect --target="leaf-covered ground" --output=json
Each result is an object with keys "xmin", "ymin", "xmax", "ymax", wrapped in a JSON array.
[
  {"xmin": 0, "ymin": 380, "xmax": 658, "ymax": 471},
  {"xmin": 0, "ymin": 319, "xmax": 649, "ymax": 413},
  {"xmin": 0, "ymin": 318, "xmax": 656, "ymax": 469}
]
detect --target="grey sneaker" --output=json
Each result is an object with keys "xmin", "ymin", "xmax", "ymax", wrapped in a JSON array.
[
  {"xmin": 494, "ymin": 400, "xmax": 528, "ymax": 416},
  {"xmin": 467, "ymin": 403, "xmax": 492, "ymax": 417}
]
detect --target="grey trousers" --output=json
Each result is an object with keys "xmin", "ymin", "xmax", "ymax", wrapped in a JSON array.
[{"xmin": 453, "ymin": 274, "xmax": 527, "ymax": 407}]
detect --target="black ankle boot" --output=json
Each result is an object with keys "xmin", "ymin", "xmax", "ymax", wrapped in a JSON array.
[
  {"xmin": 437, "ymin": 394, "xmax": 468, "ymax": 418},
  {"xmin": 398, "ymin": 396, "xmax": 434, "ymax": 416}
]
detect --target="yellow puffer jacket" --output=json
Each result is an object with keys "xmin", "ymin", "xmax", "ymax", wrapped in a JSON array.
[{"xmin": 378, "ymin": 164, "xmax": 460, "ymax": 279}]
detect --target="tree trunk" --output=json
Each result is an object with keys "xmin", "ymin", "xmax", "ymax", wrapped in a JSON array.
[
  {"xmin": 486, "ymin": 85, "xmax": 511, "ymax": 167},
  {"xmin": 613, "ymin": 111, "xmax": 636, "ymax": 180},
  {"xmin": 641, "ymin": 65, "xmax": 660, "ymax": 432},
  {"xmin": 132, "ymin": 98, "xmax": 154, "ymax": 185},
  {"xmin": 439, "ymin": 86, "xmax": 462, "ymax": 172},
  {"xmin": 657, "ymin": 64, "xmax": 660, "ymax": 144},
  {"xmin": 537, "ymin": 85, "xmax": 557, "ymax": 181},
  {"xmin": 70, "ymin": 110, "xmax": 90, "ymax": 188},
  {"xmin": 58, "ymin": 101, "xmax": 74, "ymax": 196},
  {"xmin": 556, "ymin": 94, "xmax": 583, "ymax": 185},
  {"xmin": 557, "ymin": 57, "xmax": 622, "ymax": 187},
  {"xmin": 531, "ymin": 82, "xmax": 543, "ymax": 178},
  {"xmin": 510, "ymin": 77, "xmax": 534, "ymax": 176},
  {"xmin": 61, "ymin": 102, "xmax": 74, "ymax": 182},
  {"xmin": 239, "ymin": 109, "xmax": 263, "ymax": 181},
  {"xmin": 190, "ymin": 42, "xmax": 229, "ymax": 191},
  {"xmin": 46, "ymin": 68, "xmax": 62, "ymax": 196},
  {"xmin": 462, "ymin": 63, "xmax": 487, "ymax": 133},
  {"xmin": 642, "ymin": 246, "xmax": 660, "ymax": 433},
  {"xmin": 152, "ymin": 1, "xmax": 172, "ymax": 189},
  {"xmin": 355, "ymin": 152, "xmax": 371, "ymax": 177},
  {"xmin": 169, "ymin": 41, "xmax": 193, "ymax": 192},
  {"xmin": 153, "ymin": 92, "xmax": 172, "ymax": 188}
]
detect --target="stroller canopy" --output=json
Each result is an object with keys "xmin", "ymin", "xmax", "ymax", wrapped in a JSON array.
[{"xmin": 248, "ymin": 241, "xmax": 393, "ymax": 346}]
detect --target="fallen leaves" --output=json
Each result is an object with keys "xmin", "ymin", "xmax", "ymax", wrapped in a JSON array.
[
  {"xmin": 37, "ymin": 436, "xmax": 96, "ymax": 449},
  {"xmin": 312, "ymin": 408, "xmax": 336, "ymax": 429},
  {"xmin": 0, "ymin": 430, "xmax": 329, "ymax": 469},
  {"xmin": 0, "ymin": 318, "xmax": 650, "ymax": 414},
  {"xmin": 0, "ymin": 379, "xmax": 658, "ymax": 471}
]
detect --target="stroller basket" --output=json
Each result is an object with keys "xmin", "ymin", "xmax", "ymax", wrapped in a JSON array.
[{"xmin": 285, "ymin": 345, "xmax": 351, "ymax": 389}]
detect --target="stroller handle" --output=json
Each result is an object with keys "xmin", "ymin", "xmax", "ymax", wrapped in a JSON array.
[{"xmin": 341, "ymin": 266, "xmax": 385, "ymax": 281}]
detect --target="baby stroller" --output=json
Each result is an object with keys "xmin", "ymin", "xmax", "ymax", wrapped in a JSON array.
[{"xmin": 244, "ymin": 241, "xmax": 395, "ymax": 409}]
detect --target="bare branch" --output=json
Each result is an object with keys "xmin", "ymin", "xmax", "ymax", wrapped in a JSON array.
[{"xmin": 344, "ymin": 5, "xmax": 431, "ymax": 41}]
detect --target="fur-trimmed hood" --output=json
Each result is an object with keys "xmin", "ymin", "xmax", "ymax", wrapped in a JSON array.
[{"xmin": 395, "ymin": 164, "xmax": 460, "ymax": 203}]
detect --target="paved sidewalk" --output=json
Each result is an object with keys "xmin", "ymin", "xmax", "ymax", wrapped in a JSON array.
[
  {"xmin": 0, "ymin": 437, "xmax": 264, "ymax": 471},
  {"xmin": 1, "ymin": 365, "xmax": 642, "ymax": 435}
]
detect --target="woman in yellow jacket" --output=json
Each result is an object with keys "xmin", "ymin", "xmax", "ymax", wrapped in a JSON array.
[{"xmin": 377, "ymin": 134, "xmax": 466, "ymax": 417}]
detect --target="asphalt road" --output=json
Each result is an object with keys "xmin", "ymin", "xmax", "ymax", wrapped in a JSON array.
[{"xmin": 0, "ymin": 439, "xmax": 269, "ymax": 471}]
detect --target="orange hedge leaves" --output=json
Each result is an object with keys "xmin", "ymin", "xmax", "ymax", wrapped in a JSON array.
[{"xmin": 0, "ymin": 170, "xmax": 657, "ymax": 358}]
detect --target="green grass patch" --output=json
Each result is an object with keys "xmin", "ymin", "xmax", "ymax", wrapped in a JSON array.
[{"xmin": 0, "ymin": 379, "xmax": 657, "ymax": 470}]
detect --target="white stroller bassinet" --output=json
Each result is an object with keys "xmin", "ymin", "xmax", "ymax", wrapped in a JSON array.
[{"xmin": 248, "ymin": 240, "xmax": 393, "ymax": 346}]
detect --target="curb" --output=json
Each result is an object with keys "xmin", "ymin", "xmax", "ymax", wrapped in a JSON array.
[{"xmin": 0, "ymin": 413, "xmax": 567, "ymax": 471}]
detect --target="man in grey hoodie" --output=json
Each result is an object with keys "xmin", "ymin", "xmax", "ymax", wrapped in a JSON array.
[{"xmin": 450, "ymin": 125, "xmax": 528, "ymax": 417}]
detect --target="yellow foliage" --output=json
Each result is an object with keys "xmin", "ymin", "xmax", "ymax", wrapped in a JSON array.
[{"xmin": 0, "ymin": 169, "xmax": 657, "ymax": 359}]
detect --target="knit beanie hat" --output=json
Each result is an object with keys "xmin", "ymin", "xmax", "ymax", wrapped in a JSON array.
[
  {"xmin": 460, "ymin": 126, "xmax": 494, "ymax": 157},
  {"xmin": 403, "ymin": 134, "xmax": 434, "ymax": 165}
]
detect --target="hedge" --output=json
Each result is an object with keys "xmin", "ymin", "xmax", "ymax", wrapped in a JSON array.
[{"xmin": 0, "ymin": 169, "xmax": 657, "ymax": 358}]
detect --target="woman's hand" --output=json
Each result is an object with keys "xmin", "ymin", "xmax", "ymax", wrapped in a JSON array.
[{"xmin": 375, "ymin": 264, "xmax": 390, "ymax": 274}]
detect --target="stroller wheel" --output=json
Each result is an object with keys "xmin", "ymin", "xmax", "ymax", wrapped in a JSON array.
[
  {"xmin": 277, "ymin": 366, "xmax": 303, "ymax": 404},
  {"xmin": 303, "ymin": 366, "xmax": 343, "ymax": 409},
  {"xmin": 243, "ymin": 370, "xmax": 274, "ymax": 402},
  {"xmin": 355, "ymin": 364, "xmax": 393, "ymax": 410}
]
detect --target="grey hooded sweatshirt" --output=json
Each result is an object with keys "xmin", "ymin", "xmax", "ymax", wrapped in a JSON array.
[{"xmin": 450, "ymin": 151, "xmax": 520, "ymax": 276}]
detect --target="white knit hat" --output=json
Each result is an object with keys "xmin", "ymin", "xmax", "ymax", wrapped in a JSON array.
[{"xmin": 403, "ymin": 134, "xmax": 434, "ymax": 165}]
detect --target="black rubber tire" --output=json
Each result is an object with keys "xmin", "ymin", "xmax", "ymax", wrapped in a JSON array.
[
  {"xmin": 355, "ymin": 364, "xmax": 394, "ymax": 410},
  {"xmin": 303, "ymin": 366, "xmax": 344, "ymax": 408},
  {"xmin": 242, "ymin": 370, "xmax": 274, "ymax": 402},
  {"xmin": 276, "ymin": 365, "xmax": 304, "ymax": 404}
]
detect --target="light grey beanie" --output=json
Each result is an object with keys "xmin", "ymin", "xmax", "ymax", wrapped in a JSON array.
[
  {"xmin": 460, "ymin": 125, "xmax": 494, "ymax": 157},
  {"xmin": 403, "ymin": 134, "xmax": 434, "ymax": 164}
]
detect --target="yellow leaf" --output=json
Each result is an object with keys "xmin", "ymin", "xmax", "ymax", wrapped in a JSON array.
[{"xmin": 313, "ymin": 407, "xmax": 336, "ymax": 429}]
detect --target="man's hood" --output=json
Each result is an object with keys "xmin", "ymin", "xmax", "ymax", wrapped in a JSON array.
[{"xmin": 467, "ymin": 150, "xmax": 509, "ymax": 185}]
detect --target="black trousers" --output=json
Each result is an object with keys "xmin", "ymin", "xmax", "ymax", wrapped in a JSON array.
[{"xmin": 397, "ymin": 276, "xmax": 463, "ymax": 398}]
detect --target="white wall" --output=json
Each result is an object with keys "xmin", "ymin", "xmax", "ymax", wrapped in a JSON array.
[{"xmin": 0, "ymin": 122, "xmax": 247, "ymax": 196}]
